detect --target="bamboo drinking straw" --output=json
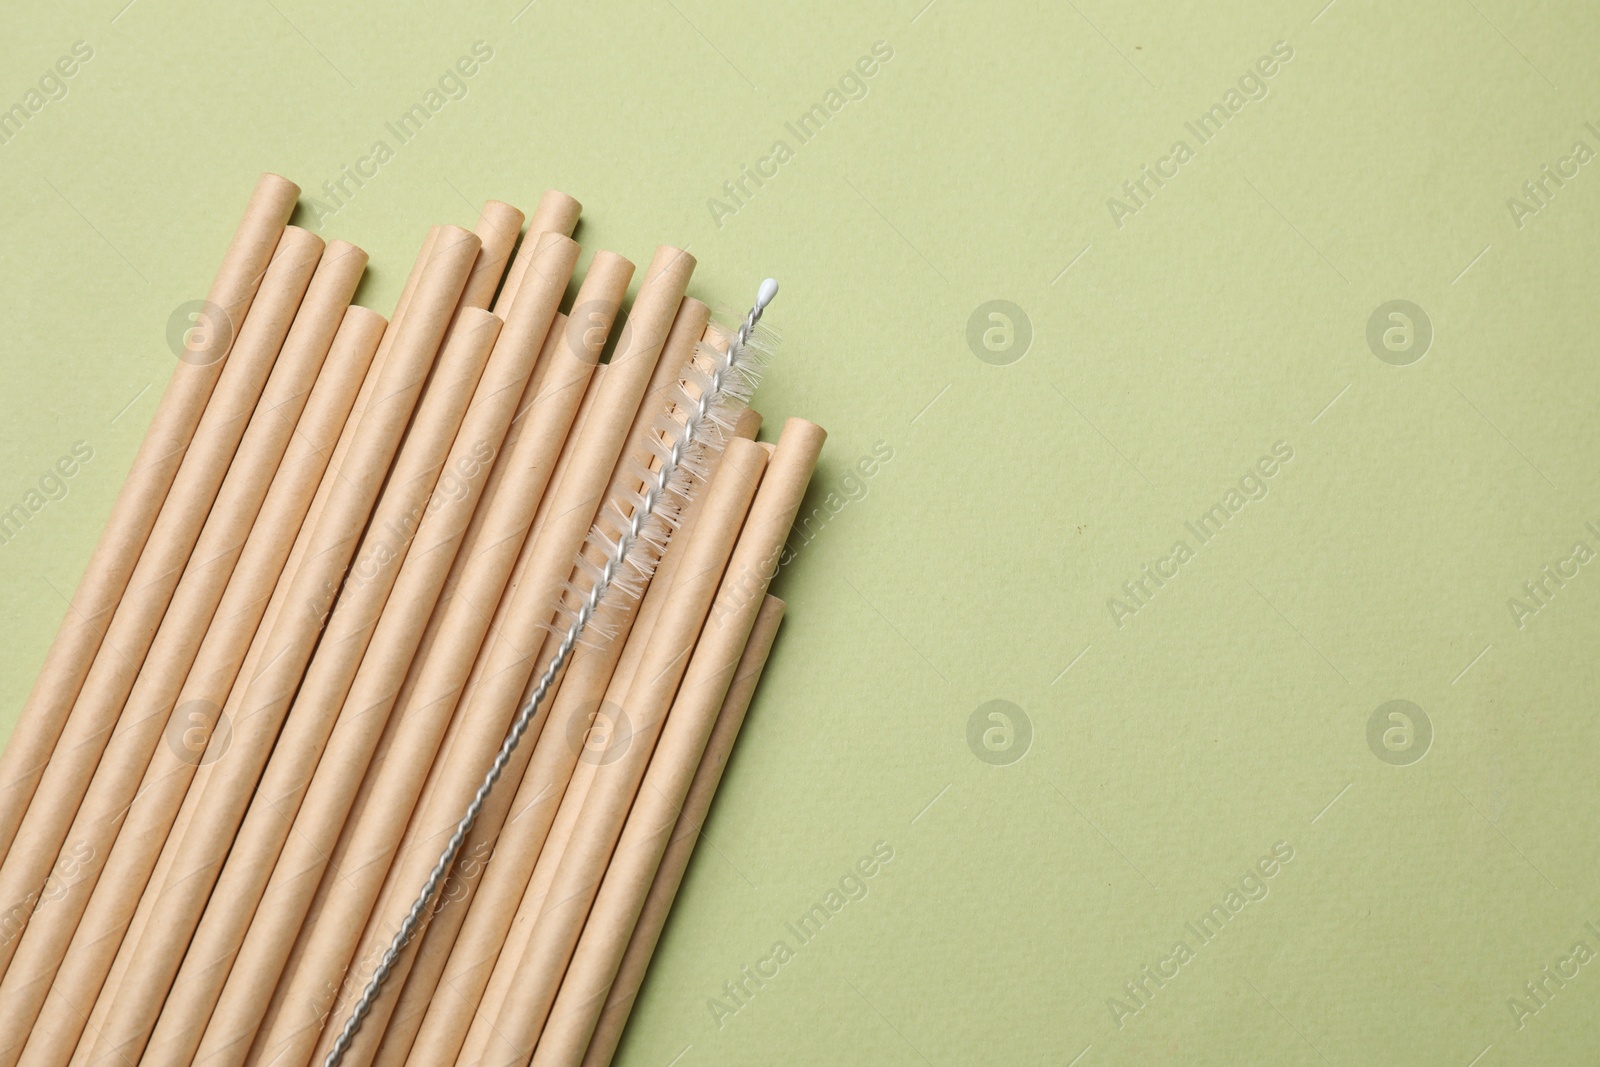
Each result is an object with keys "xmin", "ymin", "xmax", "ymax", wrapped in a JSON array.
[
  {"xmin": 19, "ymin": 307, "xmax": 386, "ymax": 1067},
  {"xmin": 0, "ymin": 239, "xmax": 367, "ymax": 1058},
  {"xmin": 255, "ymin": 252, "xmax": 628, "ymax": 1067},
  {"xmin": 535, "ymin": 467, "xmax": 813, "ymax": 1065},
  {"xmin": 81, "ymin": 227, "xmax": 482, "ymax": 1067},
  {"xmin": 578, "ymin": 595, "xmax": 785, "ymax": 1067},
  {"xmin": 0, "ymin": 224, "xmax": 324, "ymax": 979},
  {"xmin": 315, "ymin": 248, "xmax": 696, "ymax": 1067},
  {"xmin": 197, "ymin": 234, "xmax": 580, "ymax": 1063},
  {"xmin": 478, "ymin": 435, "xmax": 775, "ymax": 1066},
  {"xmin": 495, "ymin": 192, "xmax": 582, "ymax": 317},
  {"xmin": 0, "ymin": 174, "xmax": 297, "ymax": 864},
  {"xmin": 415, "ymin": 310, "xmax": 735, "ymax": 1066},
  {"xmin": 145, "ymin": 305, "xmax": 505, "ymax": 1063}
]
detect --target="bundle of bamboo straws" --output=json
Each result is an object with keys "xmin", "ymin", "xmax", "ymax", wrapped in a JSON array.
[{"xmin": 0, "ymin": 173, "xmax": 823, "ymax": 1067}]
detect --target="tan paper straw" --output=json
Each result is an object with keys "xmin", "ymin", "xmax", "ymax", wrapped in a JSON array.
[
  {"xmin": 360, "ymin": 359, "xmax": 619, "ymax": 1067},
  {"xmin": 453, "ymin": 349, "xmax": 759, "ymax": 1067},
  {"xmin": 0, "ymin": 174, "xmax": 297, "ymax": 864},
  {"xmin": 455, "ymin": 407, "xmax": 765, "ymax": 1067},
  {"xmin": 479, "ymin": 435, "xmax": 775, "ymax": 1066},
  {"xmin": 145, "ymin": 305, "xmax": 505, "ymax": 1063},
  {"xmin": 17, "ymin": 307, "xmax": 385, "ymax": 1067},
  {"xmin": 316, "ymin": 247, "xmax": 696, "ymax": 1067},
  {"xmin": 60, "ymin": 305, "xmax": 390, "ymax": 1067},
  {"xmin": 81, "ymin": 226, "xmax": 482, "ymax": 1067},
  {"xmin": 535, "ymin": 463, "xmax": 815, "ymax": 1066},
  {"xmin": 460, "ymin": 202, "xmax": 526, "ymax": 312},
  {"xmin": 263, "ymin": 316, "xmax": 587, "ymax": 1056},
  {"xmin": 414, "ymin": 308, "xmax": 732, "ymax": 1066},
  {"xmin": 579, "ymin": 595, "xmax": 785, "ymax": 1067},
  {"xmin": 494, "ymin": 192, "xmax": 582, "ymax": 317},
  {"xmin": 198, "ymin": 233, "xmax": 579, "ymax": 1063},
  {"xmin": 396, "ymin": 321, "xmax": 732, "ymax": 1067},
  {"xmin": 374, "ymin": 231, "xmax": 612, "ymax": 799},
  {"xmin": 0, "ymin": 239, "xmax": 367, "ymax": 1058},
  {"xmin": 62, "ymin": 740, "xmax": 196, "ymax": 1067},
  {"xmin": 86, "ymin": 230, "xmax": 431, "ymax": 1048},
  {"xmin": 0, "ymin": 224, "xmax": 324, "ymax": 979},
  {"xmin": 277, "ymin": 257, "xmax": 636, "ymax": 1066},
  {"xmin": 261, "ymin": 250, "xmax": 633, "ymax": 1067},
  {"xmin": 398, "ymin": 389, "xmax": 760, "ymax": 1067},
  {"xmin": 250, "ymin": 355, "xmax": 581, "ymax": 1067},
  {"xmin": 59, "ymin": 303, "xmax": 387, "ymax": 1067},
  {"xmin": 286, "ymin": 355, "xmax": 608, "ymax": 1067}
]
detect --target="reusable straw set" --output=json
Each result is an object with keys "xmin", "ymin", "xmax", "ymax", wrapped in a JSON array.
[{"xmin": 0, "ymin": 173, "xmax": 823, "ymax": 1067}]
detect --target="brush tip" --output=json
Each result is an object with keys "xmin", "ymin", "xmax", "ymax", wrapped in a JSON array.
[{"xmin": 756, "ymin": 278, "xmax": 779, "ymax": 313}]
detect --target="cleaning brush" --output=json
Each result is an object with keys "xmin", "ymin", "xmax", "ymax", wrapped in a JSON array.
[{"xmin": 323, "ymin": 278, "xmax": 781, "ymax": 1066}]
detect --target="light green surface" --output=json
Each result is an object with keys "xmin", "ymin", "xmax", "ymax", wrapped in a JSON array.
[{"xmin": 2, "ymin": 0, "xmax": 1598, "ymax": 1063}]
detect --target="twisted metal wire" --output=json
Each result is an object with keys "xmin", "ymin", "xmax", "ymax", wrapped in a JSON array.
[{"xmin": 323, "ymin": 282, "xmax": 775, "ymax": 1066}]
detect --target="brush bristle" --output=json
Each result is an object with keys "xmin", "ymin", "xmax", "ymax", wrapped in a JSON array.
[{"xmin": 543, "ymin": 301, "xmax": 773, "ymax": 651}]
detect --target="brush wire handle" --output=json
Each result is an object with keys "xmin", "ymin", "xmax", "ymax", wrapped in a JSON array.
[{"xmin": 323, "ymin": 280, "xmax": 778, "ymax": 1067}]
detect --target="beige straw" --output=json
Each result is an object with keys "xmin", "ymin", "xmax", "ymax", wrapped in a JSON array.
[
  {"xmin": 145, "ymin": 304, "xmax": 504, "ymax": 1063},
  {"xmin": 256, "ymin": 252, "xmax": 624, "ymax": 1067},
  {"xmin": 314, "ymin": 247, "xmax": 696, "ymax": 1067},
  {"xmin": 535, "ymin": 456, "xmax": 817, "ymax": 1065},
  {"xmin": 479, "ymin": 435, "xmax": 776, "ymax": 1065},
  {"xmin": 278, "ymin": 252, "xmax": 640, "ymax": 1067},
  {"xmin": 80, "ymin": 227, "xmax": 482, "ymax": 1067},
  {"xmin": 16, "ymin": 305, "xmax": 385, "ymax": 1067},
  {"xmin": 256, "ymin": 253, "xmax": 634, "ymax": 1067},
  {"xmin": 55, "ymin": 304, "xmax": 387, "ymax": 1067},
  {"xmin": 263, "ymin": 316, "xmax": 588, "ymax": 1055},
  {"xmin": 460, "ymin": 202, "xmax": 526, "ymax": 312},
  {"xmin": 419, "ymin": 311, "xmax": 742, "ymax": 1067},
  {"xmin": 360, "ymin": 359, "xmax": 621, "ymax": 1067},
  {"xmin": 456, "ymin": 408, "xmax": 766, "ymax": 1066},
  {"xmin": 579, "ymin": 595, "xmax": 785, "ymax": 1067},
  {"xmin": 453, "ymin": 350, "xmax": 759, "ymax": 1067},
  {"xmin": 494, "ymin": 192, "xmax": 582, "ymax": 317},
  {"xmin": 0, "ymin": 224, "xmax": 324, "ymax": 981},
  {"xmin": 197, "ymin": 232, "xmax": 580, "ymax": 1063},
  {"xmin": 0, "ymin": 174, "xmax": 297, "ymax": 864},
  {"xmin": 0, "ymin": 239, "xmax": 367, "ymax": 1058},
  {"xmin": 252, "ymin": 355, "xmax": 593, "ymax": 1067},
  {"xmin": 86, "ymin": 229, "xmax": 431, "ymax": 1051},
  {"xmin": 397, "ymin": 331, "xmax": 737, "ymax": 1067}
]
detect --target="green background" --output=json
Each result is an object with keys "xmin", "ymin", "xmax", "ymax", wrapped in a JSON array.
[{"xmin": 3, "ymin": 0, "xmax": 1598, "ymax": 1063}]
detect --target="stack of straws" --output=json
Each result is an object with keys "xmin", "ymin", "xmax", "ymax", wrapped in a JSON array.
[{"xmin": 0, "ymin": 173, "xmax": 823, "ymax": 1067}]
